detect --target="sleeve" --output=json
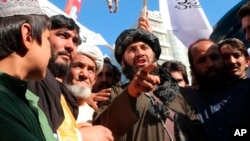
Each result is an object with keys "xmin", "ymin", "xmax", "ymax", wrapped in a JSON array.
[
  {"xmin": 169, "ymin": 87, "xmax": 200, "ymax": 121},
  {"xmin": 0, "ymin": 112, "xmax": 40, "ymax": 141},
  {"xmin": 0, "ymin": 90, "xmax": 46, "ymax": 141},
  {"xmin": 93, "ymin": 87, "xmax": 139, "ymax": 136}
]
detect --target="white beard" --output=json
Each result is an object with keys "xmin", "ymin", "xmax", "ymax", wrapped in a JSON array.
[{"xmin": 66, "ymin": 84, "xmax": 92, "ymax": 99}]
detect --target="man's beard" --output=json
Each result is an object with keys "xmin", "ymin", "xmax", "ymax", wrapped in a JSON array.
[
  {"xmin": 192, "ymin": 67, "xmax": 227, "ymax": 90},
  {"xmin": 122, "ymin": 57, "xmax": 157, "ymax": 81},
  {"xmin": 65, "ymin": 84, "xmax": 92, "ymax": 99},
  {"xmin": 122, "ymin": 60, "xmax": 138, "ymax": 80},
  {"xmin": 48, "ymin": 54, "xmax": 70, "ymax": 79}
]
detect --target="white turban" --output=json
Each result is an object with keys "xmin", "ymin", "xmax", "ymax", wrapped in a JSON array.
[{"xmin": 77, "ymin": 43, "xmax": 104, "ymax": 75}]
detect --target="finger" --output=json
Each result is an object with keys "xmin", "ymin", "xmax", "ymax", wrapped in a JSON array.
[
  {"xmin": 136, "ymin": 77, "xmax": 155, "ymax": 91},
  {"xmin": 104, "ymin": 128, "xmax": 114, "ymax": 141},
  {"xmin": 90, "ymin": 102, "xmax": 98, "ymax": 110},
  {"xmin": 96, "ymin": 92, "xmax": 110, "ymax": 97},
  {"xmin": 137, "ymin": 65, "xmax": 160, "ymax": 85},
  {"xmin": 87, "ymin": 100, "xmax": 98, "ymax": 110},
  {"xmin": 137, "ymin": 73, "xmax": 160, "ymax": 86},
  {"xmin": 141, "ymin": 62, "xmax": 157, "ymax": 73},
  {"xmin": 99, "ymin": 88, "xmax": 111, "ymax": 93},
  {"xmin": 108, "ymin": 134, "xmax": 114, "ymax": 141},
  {"xmin": 94, "ymin": 96, "xmax": 109, "ymax": 102}
]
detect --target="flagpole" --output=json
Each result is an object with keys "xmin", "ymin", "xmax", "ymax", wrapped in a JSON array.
[{"xmin": 141, "ymin": 0, "xmax": 147, "ymax": 18}]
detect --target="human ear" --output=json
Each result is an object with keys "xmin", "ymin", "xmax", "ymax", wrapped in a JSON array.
[
  {"xmin": 20, "ymin": 23, "xmax": 33, "ymax": 50},
  {"xmin": 121, "ymin": 59, "xmax": 125, "ymax": 67}
]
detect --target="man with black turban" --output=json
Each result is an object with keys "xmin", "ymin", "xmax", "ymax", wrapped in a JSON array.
[{"xmin": 93, "ymin": 29, "xmax": 200, "ymax": 141}]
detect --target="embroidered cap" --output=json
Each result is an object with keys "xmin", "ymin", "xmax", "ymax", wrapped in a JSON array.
[{"xmin": 0, "ymin": 0, "xmax": 44, "ymax": 17}]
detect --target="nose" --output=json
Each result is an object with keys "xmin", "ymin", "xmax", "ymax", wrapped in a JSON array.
[
  {"xmin": 65, "ymin": 39, "xmax": 77, "ymax": 53},
  {"xmin": 78, "ymin": 67, "xmax": 89, "ymax": 78},
  {"xmin": 135, "ymin": 48, "xmax": 147, "ymax": 59},
  {"xmin": 228, "ymin": 55, "xmax": 237, "ymax": 64},
  {"xmin": 207, "ymin": 58, "xmax": 215, "ymax": 68}
]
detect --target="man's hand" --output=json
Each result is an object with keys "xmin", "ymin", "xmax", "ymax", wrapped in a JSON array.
[
  {"xmin": 85, "ymin": 89, "xmax": 111, "ymax": 110},
  {"xmin": 137, "ymin": 13, "xmax": 152, "ymax": 32},
  {"xmin": 78, "ymin": 125, "xmax": 114, "ymax": 141},
  {"xmin": 128, "ymin": 63, "xmax": 160, "ymax": 97}
]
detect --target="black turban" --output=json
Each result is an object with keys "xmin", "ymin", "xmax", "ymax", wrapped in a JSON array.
[{"xmin": 114, "ymin": 29, "xmax": 161, "ymax": 64}]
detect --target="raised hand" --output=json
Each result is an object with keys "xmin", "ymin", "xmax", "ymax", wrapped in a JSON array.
[{"xmin": 128, "ymin": 62, "xmax": 160, "ymax": 97}]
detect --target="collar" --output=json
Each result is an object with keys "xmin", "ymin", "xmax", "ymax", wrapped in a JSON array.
[{"xmin": 0, "ymin": 71, "xmax": 27, "ymax": 98}]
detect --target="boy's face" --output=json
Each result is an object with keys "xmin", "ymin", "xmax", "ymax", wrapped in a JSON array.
[
  {"xmin": 28, "ymin": 29, "xmax": 51, "ymax": 80},
  {"xmin": 220, "ymin": 44, "xmax": 248, "ymax": 79},
  {"xmin": 170, "ymin": 71, "xmax": 186, "ymax": 87}
]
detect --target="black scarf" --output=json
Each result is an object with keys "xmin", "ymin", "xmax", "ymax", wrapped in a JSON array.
[
  {"xmin": 27, "ymin": 69, "xmax": 78, "ymax": 133},
  {"xmin": 147, "ymin": 65, "xmax": 179, "ymax": 121}
]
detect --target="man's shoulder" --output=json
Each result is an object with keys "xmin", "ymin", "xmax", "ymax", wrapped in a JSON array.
[{"xmin": 27, "ymin": 69, "xmax": 61, "ymax": 96}]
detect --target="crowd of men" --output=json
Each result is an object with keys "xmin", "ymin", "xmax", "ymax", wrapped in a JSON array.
[{"xmin": 1, "ymin": 0, "xmax": 250, "ymax": 141}]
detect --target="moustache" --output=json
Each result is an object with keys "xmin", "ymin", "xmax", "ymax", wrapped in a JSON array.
[
  {"xmin": 58, "ymin": 50, "xmax": 72, "ymax": 59},
  {"xmin": 75, "ymin": 75, "xmax": 89, "ymax": 84}
]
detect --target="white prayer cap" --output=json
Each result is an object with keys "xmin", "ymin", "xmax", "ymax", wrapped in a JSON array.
[
  {"xmin": 77, "ymin": 43, "xmax": 104, "ymax": 75},
  {"xmin": 0, "ymin": 0, "xmax": 44, "ymax": 17}
]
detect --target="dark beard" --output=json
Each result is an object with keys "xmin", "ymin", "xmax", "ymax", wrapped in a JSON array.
[
  {"xmin": 122, "ymin": 61, "xmax": 138, "ymax": 80},
  {"xmin": 122, "ymin": 57, "xmax": 158, "ymax": 80},
  {"xmin": 48, "ymin": 54, "xmax": 70, "ymax": 79},
  {"xmin": 192, "ymin": 67, "xmax": 227, "ymax": 91}
]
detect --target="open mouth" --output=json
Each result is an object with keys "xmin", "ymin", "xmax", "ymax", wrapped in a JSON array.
[{"xmin": 135, "ymin": 58, "xmax": 147, "ymax": 67}]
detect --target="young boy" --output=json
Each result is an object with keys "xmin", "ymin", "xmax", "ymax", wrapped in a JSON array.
[{"xmin": 0, "ymin": 0, "xmax": 55, "ymax": 140}]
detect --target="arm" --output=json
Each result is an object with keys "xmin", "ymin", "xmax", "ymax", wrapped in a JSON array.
[
  {"xmin": 0, "ymin": 119, "xmax": 41, "ymax": 141},
  {"xmin": 94, "ymin": 63, "xmax": 160, "ymax": 136},
  {"xmin": 93, "ymin": 87, "xmax": 139, "ymax": 136}
]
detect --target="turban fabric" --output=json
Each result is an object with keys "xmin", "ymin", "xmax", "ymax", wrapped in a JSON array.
[{"xmin": 114, "ymin": 29, "xmax": 161, "ymax": 64}]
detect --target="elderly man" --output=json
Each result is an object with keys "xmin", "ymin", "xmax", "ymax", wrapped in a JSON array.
[
  {"xmin": 93, "ymin": 29, "xmax": 195, "ymax": 141},
  {"xmin": 65, "ymin": 43, "xmax": 104, "ymax": 124},
  {"xmin": 64, "ymin": 43, "xmax": 113, "ymax": 141}
]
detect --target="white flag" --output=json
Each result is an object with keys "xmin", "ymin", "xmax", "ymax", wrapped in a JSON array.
[{"xmin": 159, "ymin": 0, "xmax": 213, "ymax": 47}]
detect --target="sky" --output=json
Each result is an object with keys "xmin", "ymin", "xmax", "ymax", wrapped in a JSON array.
[{"xmin": 49, "ymin": 0, "xmax": 241, "ymax": 56}]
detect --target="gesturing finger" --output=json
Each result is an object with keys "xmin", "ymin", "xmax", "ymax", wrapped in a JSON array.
[{"xmin": 141, "ymin": 62, "xmax": 158, "ymax": 73}]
